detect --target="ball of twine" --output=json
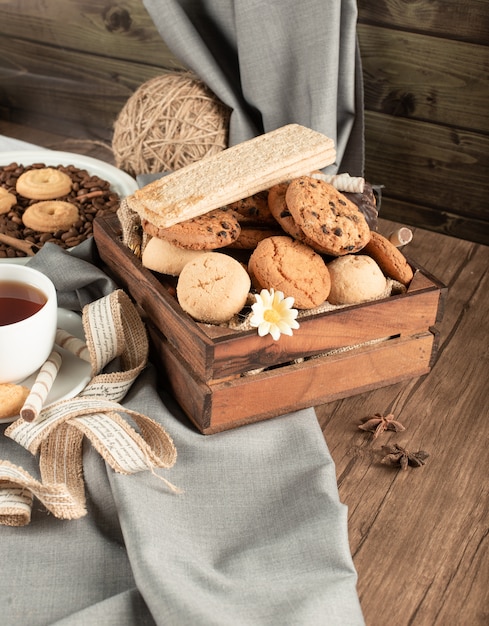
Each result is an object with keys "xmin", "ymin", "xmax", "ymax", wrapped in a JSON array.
[{"xmin": 112, "ymin": 72, "xmax": 231, "ymax": 176}]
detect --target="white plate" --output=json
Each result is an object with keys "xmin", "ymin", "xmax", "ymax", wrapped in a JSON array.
[
  {"xmin": 0, "ymin": 307, "xmax": 92, "ymax": 424},
  {"xmin": 0, "ymin": 149, "xmax": 138, "ymax": 198}
]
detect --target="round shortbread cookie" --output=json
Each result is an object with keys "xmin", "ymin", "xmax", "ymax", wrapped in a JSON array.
[
  {"xmin": 177, "ymin": 252, "xmax": 251, "ymax": 323},
  {"xmin": 142, "ymin": 208, "xmax": 241, "ymax": 250},
  {"xmin": 327, "ymin": 255, "xmax": 387, "ymax": 305},
  {"xmin": 22, "ymin": 200, "xmax": 80, "ymax": 233},
  {"xmin": 362, "ymin": 230, "xmax": 414, "ymax": 286},
  {"xmin": 248, "ymin": 236, "xmax": 331, "ymax": 309},
  {"xmin": 285, "ymin": 176, "xmax": 371, "ymax": 255},
  {"xmin": 16, "ymin": 167, "xmax": 72, "ymax": 200},
  {"xmin": 142, "ymin": 236, "xmax": 205, "ymax": 276},
  {"xmin": 0, "ymin": 383, "xmax": 30, "ymax": 419}
]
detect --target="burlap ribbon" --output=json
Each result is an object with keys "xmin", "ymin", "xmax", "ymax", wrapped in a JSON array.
[
  {"xmin": 0, "ymin": 289, "xmax": 178, "ymax": 527},
  {"xmin": 118, "ymin": 197, "xmax": 144, "ymax": 258}
]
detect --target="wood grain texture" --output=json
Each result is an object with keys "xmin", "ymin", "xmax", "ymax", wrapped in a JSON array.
[
  {"xmin": 358, "ymin": 0, "xmax": 489, "ymax": 45},
  {"xmin": 363, "ymin": 111, "xmax": 489, "ymax": 235},
  {"xmin": 374, "ymin": 195, "xmax": 489, "ymax": 247},
  {"xmin": 317, "ymin": 225, "xmax": 489, "ymax": 625},
  {"xmin": 208, "ymin": 334, "xmax": 435, "ymax": 432},
  {"xmin": 0, "ymin": 0, "xmax": 183, "ymax": 140},
  {"xmin": 0, "ymin": 38, "xmax": 176, "ymax": 141},
  {"xmin": 358, "ymin": 24, "xmax": 489, "ymax": 132},
  {"xmin": 358, "ymin": 1, "xmax": 489, "ymax": 245},
  {"xmin": 0, "ymin": 0, "xmax": 183, "ymax": 67}
]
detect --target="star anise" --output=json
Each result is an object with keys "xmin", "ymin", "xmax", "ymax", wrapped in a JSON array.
[
  {"xmin": 380, "ymin": 443, "xmax": 429, "ymax": 471},
  {"xmin": 358, "ymin": 412, "xmax": 406, "ymax": 439}
]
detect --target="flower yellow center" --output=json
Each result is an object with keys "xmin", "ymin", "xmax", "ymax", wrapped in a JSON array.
[{"xmin": 263, "ymin": 308, "xmax": 281, "ymax": 324}]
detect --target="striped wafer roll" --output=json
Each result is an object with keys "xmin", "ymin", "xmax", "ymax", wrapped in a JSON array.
[
  {"xmin": 20, "ymin": 350, "xmax": 62, "ymax": 422},
  {"xmin": 389, "ymin": 227, "xmax": 413, "ymax": 247},
  {"xmin": 55, "ymin": 328, "xmax": 91, "ymax": 363},
  {"xmin": 311, "ymin": 171, "xmax": 365, "ymax": 193}
]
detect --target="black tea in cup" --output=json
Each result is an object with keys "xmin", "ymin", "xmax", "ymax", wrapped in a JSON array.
[{"xmin": 0, "ymin": 281, "xmax": 47, "ymax": 326}]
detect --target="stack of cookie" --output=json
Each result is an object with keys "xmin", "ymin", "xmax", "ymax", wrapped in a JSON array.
[{"xmin": 126, "ymin": 125, "xmax": 413, "ymax": 326}]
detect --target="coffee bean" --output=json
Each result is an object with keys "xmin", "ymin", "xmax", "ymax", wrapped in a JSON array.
[{"xmin": 0, "ymin": 161, "xmax": 121, "ymax": 256}]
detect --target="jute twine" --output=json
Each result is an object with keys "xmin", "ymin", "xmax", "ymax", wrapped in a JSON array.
[{"xmin": 112, "ymin": 72, "xmax": 231, "ymax": 176}]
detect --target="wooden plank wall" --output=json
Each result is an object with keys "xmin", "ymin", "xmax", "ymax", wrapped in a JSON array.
[
  {"xmin": 0, "ymin": 1, "xmax": 487, "ymax": 244},
  {"xmin": 0, "ymin": 0, "xmax": 183, "ymax": 139},
  {"xmin": 357, "ymin": 1, "xmax": 489, "ymax": 245}
]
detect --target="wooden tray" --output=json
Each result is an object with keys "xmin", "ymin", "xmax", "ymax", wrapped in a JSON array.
[{"xmin": 94, "ymin": 214, "xmax": 446, "ymax": 434}]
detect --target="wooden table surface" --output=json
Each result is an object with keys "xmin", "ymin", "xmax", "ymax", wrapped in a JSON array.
[
  {"xmin": 1, "ymin": 121, "xmax": 488, "ymax": 626},
  {"xmin": 317, "ymin": 224, "xmax": 489, "ymax": 625}
]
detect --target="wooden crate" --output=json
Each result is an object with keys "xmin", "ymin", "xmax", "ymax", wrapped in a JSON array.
[{"xmin": 94, "ymin": 214, "xmax": 446, "ymax": 434}]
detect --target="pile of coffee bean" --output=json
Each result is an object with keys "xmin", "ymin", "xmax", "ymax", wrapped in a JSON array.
[{"xmin": 0, "ymin": 161, "xmax": 120, "ymax": 258}]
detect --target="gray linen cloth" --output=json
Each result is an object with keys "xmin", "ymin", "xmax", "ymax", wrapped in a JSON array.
[
  {"xmin": 0, "ymin": 241, "xmax": 364, "ymax": 625},
  {"xmin": 142, "ymin": 0, "xmax": 365, "ymax": 176}
]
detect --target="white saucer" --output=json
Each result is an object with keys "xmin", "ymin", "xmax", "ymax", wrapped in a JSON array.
[
  {"xmin": 0, "ymin": 308, "xmax": 92, "ymax": 424},
  {"xmin": 0, "ymin": 149, "xmax": 138, "ymax": 198}
]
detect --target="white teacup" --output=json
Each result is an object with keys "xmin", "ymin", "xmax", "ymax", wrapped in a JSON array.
[{"xmin": 0, "ymin": 263, "xmax": 58, "ymax": 383}]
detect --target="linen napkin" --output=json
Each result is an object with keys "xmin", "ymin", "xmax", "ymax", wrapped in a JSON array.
[
  {"xmin": 0, "ymin": 241, "xmax": 364, "ymax": 625},
  {"xmin": 142, "ymin": 0, "xmax": 365, "ymax": 176}
]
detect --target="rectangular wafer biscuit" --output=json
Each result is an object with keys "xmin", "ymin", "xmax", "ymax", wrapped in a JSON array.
[{"xmin": 126, "ymin": 124, "xmax": 336, "ymax": 228}]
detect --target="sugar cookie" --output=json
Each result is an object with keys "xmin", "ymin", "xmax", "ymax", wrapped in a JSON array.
[
  {"xmin": 327, "ymin": 255, "xmax": 387, "ymax": 305},
  {"xmin": 177, "ymin": 252, "xmax": 251, "ymax": 323},
  {"xmin": 142, "ymin": 236, "xmax": 205, "ymax": 276}
]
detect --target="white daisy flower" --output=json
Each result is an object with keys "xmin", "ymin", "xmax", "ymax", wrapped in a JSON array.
[{"xmin": 249, "ymin": 288, "xmax": 299, "ymax": 341}]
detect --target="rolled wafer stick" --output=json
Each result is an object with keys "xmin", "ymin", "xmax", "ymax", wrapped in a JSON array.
[
  {"xmin": 389, "ymin": 227, "xmax": 413, "ymax": 247},
  {"xmin": 55, "ymin": 328, "xmax": 91, "ymax": 363},
  {"xmin": 312, "ymin": 171, "xmax": 365, "ymax": 193},
  {"xmin": 20, "ymin": 350, "xmax": 63, "ymax": 422}
]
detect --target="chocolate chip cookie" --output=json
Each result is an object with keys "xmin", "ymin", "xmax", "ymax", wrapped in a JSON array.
[
  {"xmin": 267, "ymin": 181, "xmax": 332, "ymax": 254},
  {"xmin": 285, "ymin": 176, "xmax": 370, "ymax": 255},
  {"xmin": 141, "ymin": 208, "xmax": 241, "ymax": 250},
  {"xmin": 227, "ymin": 226, "xmax": 284, "ymax": 249},
  {"xmin": 226, "ymin": 191, "xmax": 276, "ymax": 226}
]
